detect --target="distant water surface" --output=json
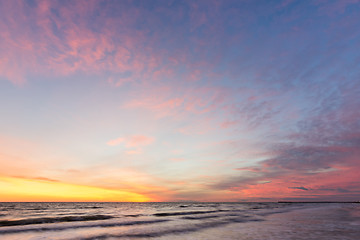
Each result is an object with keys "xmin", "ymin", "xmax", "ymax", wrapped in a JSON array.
[{"xmin": 0, "ymin": 202, "xmax": 359, "ymax": 239}]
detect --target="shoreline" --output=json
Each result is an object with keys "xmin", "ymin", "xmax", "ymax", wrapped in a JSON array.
[{"xmin": 157, "ymin": 203, "xmax": 360, "ymax": 240}]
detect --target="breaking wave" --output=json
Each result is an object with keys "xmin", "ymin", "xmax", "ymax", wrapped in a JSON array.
[
  {"xmin": 0, "ymin": 214, "xmax": 114, "ymax": 227},
  {"xmin": 0, "ymin": 219, "xmax": 170, "ymax": 234}
]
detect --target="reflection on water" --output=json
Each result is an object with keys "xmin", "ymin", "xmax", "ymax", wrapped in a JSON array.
[{"xmin": 0, "ymin": 202, "xmax": 359, "ymax": 239}]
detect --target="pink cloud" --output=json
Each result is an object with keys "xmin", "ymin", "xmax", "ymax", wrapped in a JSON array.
[
  {"xmin": 208, "ymin": 140, "xmax": 360, "ymax": 200},
  {"xmin": 178, "ymin": 119, "xmax": 215, "ymax": 135},
  {"xmin": 235, "ymin": 167, "xmax": 262, "ymax": 172},
  {"xmin": 125, "ymin": 135, "xmax": 154, "ymax": 148},
  {"xmin": 107, "ymin": 135, "xmax": 154, "ymax": 148},
  {"xmin": 0, "ymin": 1, "xmax": 162, "ymax": 85},
  {"xmin": 122, "ymin": 85, "xmax": 186, "ymax": 118},
  {"xmin": 107, "ymin": 76, "xmax": 133, "ymax": 87},
  {"xmin": 169, "ymin": 158, "xmax": 185, "ymax": 162},
  {"xmin": 125, "ymin": 149, "xmax": 143, "ymax": 155},
  {"xmin": 123, "ymin": 84, "xmax": 229, "ymax": 122},
  {"xmin": 221, "ymin": 120, "xmax": 238, "ymax": 128},
  {"xmin": 107, "ymin": 138, "xmax": 125, "ymax": 146}
]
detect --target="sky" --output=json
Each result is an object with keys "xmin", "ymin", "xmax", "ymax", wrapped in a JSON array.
[{"xmin": 0, "ymin": 0, "xmax": 359, "ymax": 202}]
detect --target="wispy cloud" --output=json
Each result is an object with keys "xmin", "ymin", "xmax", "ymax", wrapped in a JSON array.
[{"xmin": 107, "ymin": 135, "xmax": 154, "ymax": 148}]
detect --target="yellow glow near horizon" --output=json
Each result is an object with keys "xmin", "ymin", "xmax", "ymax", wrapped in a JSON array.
[{"xmin": 0, "ymin": 175, "xmax": 151, "ymax": 202}]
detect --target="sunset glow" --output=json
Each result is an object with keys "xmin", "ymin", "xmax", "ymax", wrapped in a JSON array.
[
  {"xmin": 0, "ymin": 0, "xmax": 359, "ymax": 202},
  {"xmin": 0, "ymin": 175, "xmax": 151, "ymax": 202}
]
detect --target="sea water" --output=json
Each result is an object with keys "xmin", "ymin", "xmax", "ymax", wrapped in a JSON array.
[{"xmin": 0, "ymin": 202, "xmax": 359, "ymax": 239}]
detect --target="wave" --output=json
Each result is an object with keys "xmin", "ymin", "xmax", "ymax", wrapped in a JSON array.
[
  {"xmin": 24, "ymin": 207, "xmax": 47, "ymax": 211},
  {"xmin": 73, "ymin": 217, "xmax": 263, "ymax": 239},
  {"xmin": 0, "ymin": 214, "xmax": 114, "ymax": 227},
  {"xmin": 153, "ymin": 210, "xmax": 225, "ymax": 217},
  {"xmin": 181, "ymin": 213, "xmax": 245, "ymax": 220},
  {"xmin": 0, "ymin": 219, "xmax": 170, "ymax": 234},
  {"xmin": 79, "ymin": 206, "xmax": 103, "ymax": 209},
  {"xmin": 182, "ymin": 215, "xmax": 222, "ymax": 220},
  {"xmin": 124, "ymin": 214, "xmax": 143, "ymax": 217}
]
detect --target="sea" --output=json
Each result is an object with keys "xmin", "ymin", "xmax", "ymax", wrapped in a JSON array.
[{"xmin": 0, "ymin": 202, "xmax": 359, "ymax": 240}]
